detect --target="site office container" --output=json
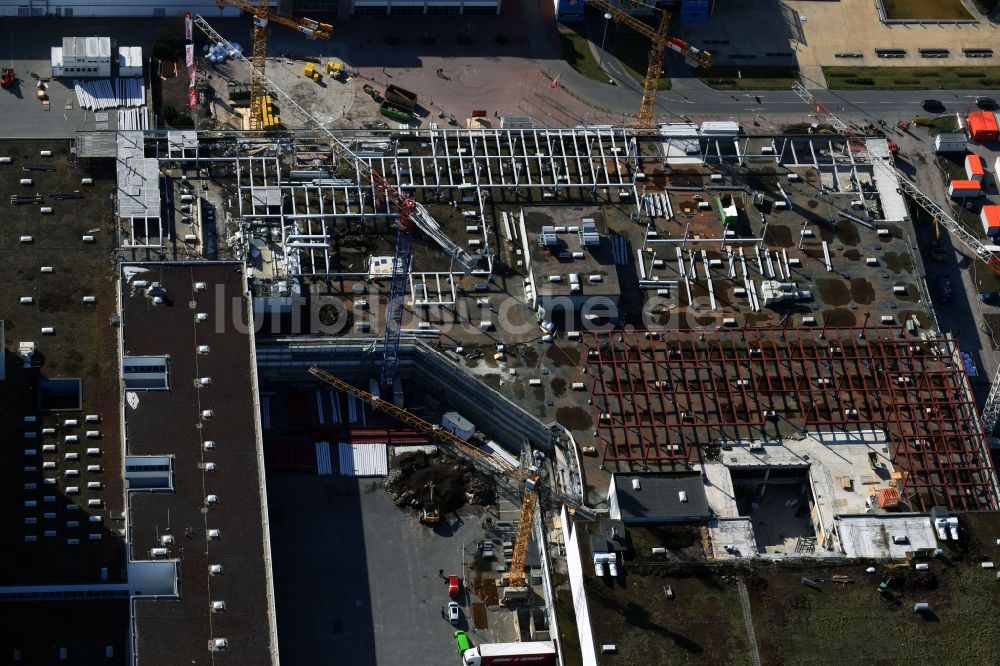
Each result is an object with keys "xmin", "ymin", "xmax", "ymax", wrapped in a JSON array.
[
  {"xmin": 966, "ymin": 153, "xmax": 986, "ymax": 181},
  {"xmin": 948, "ymin": 180, "xmax": 981, "ymax": 199},
  {"xmin": 968, "ymin": 111, "xmax": 998, "ymax": 141}
]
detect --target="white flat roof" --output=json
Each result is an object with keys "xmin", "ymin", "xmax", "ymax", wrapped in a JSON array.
[
  {"xmin": 63, "ymin": 36, "xmax": 111, "ymax": 59},
  {"xmin": 837, "ymin": 515, "xmax": 937, "ymax": 559}
]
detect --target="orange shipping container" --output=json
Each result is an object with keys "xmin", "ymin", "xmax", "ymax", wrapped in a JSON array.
[
  {"xmin": 969, "ymin": 111, "xmax": 999, "ymax": 141},
  {"xmin": 966, "ymin": 153, "xmax": 985, "ymax": 180},
  {"xmin": 877, "ymin": 487, "xmax": 901, "ymax": 509}
]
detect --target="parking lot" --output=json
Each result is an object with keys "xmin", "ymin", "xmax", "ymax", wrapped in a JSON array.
[{"xmin": 267, "ymin": 470, "xmax": 519, "ymax": 666}]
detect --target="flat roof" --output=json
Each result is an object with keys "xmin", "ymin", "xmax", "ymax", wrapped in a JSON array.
[
  {"xmin": 527, "ymin": 225, "xmax": 621, "ymax": 299},
  {"xmin": 612, "ymin": 473, "xmax": 710, "ymax": 521},
  {"xmin": 121, "ymin": 263, "xmax": 277, "ymax": 666},
  {"xmin": 837, "ymin": 515, "xmax": 937, "ymax": 559},
  {"xmin": 63, "ymin": 36, "xmax": 111, "ymax": 60}
]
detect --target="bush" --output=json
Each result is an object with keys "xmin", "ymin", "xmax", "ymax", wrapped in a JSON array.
[
  {"xmin": 845, "ymin": 77, "xmax": 875, "ymax": 86},
  {"xmin": 957, "ymin": 71, "xmax": 987, "ymax": 78},
  {"xmin": 892, "ymin": 79, "xmax": 921, "ymax": 85},
  {"xmin": 829, "ymin": 70, "xmax": 857, "ymax": 77}
]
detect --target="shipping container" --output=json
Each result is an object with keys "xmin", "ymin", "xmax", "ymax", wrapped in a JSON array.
[
  {"xmin": 982, "ymin": 205, "xmax": 1000, "ymax": 236},
  {"xmin": 948, "ymin": 179, "xmax": 981, "ymax": 198},
  {"xmin": 384, "ymin": 84, "xmax": 418, "ymax": 112},
  {"xmin": 966, "ymin": 153, "xmax": 985, "ymax": 181},
  {"xmin": 441, "ymin": 411, "xmax": 475, "ymax": 441},
  {"xmin": 968, "ymin": 111, "xmax": 998, "ymax": 141},
  {"xmin": 379, "ymin": 102, "xmax": 413, "ymax": 123},
  {"xmin": 933, "ymin": 132, "xmax": 967, "ymax": 153}
]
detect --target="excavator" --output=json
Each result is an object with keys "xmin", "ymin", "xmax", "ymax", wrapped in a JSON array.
[{"xmin": 420, "ymin": 481, "xmax": 441, "ymax": 525}]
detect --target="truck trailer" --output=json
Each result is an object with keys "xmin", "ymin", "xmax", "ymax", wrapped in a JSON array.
[{"xmin": 463, "ymin": 642, "xmax": 557, "ymax": 666}]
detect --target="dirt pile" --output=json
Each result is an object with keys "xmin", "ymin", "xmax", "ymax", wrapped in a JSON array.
[{"xmin": 385, "ymin": 450, "xmax": 495, "ymax": 513}]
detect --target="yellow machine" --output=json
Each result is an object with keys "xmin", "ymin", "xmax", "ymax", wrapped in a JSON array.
[
  {"xmin": 583, "ymin": 0, "xmax": 710, "ymax": 128},
  {"xmin": 420, "ymin": 481, "xmax": 441, "ymax": 525},
  {"xmin": 215, "ymin": 0, "xmax": 331, "ymax": 129},
  {"xmin": 308, "ymin": 367, "xmax": 591, "ymax": 590},
  {"xmin": 303, "ymin": 62, "xmax": 320, "ymax": 82}
]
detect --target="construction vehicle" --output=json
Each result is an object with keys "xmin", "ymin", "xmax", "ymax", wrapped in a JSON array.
[
  {"xmin": 307, "ymin": 366, "xmax": 591, "ymax": 592},
  {"xmin": 194, "ymin": 15, "xmax": 480, "ymax": 398},
  {"xmin": 584, "ymin": 0, "xmax": 711, "ymax": 128},
  {"xmin": 1, "ymin": 68, "xmax": 14, "ymax": 90},
  {"xmin": 793, "ymin": 81, "xmax": 1000, "ymax": 435},
  {"xmin": 213, "ymin": 0, "xmax": 331, "ymax": 130},
  {"xmin": 420, "ymin": 481, "xmax": 441, "ymax": 525}
]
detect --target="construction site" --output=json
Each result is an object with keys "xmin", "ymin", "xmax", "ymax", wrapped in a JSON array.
[{"xmin": 5, "ymin": 2, "xmax": 1000, "ymax": 666}]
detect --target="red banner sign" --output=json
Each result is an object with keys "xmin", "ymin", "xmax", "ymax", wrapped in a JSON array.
[{"xmin": 184, "ymin": 12, "xmax": 192, "ymax": 41}]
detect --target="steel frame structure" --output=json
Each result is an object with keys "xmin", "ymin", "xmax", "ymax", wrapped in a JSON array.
[{"xmin": 585, "ymin": 326, "xmax": 999, "ymax": 512}]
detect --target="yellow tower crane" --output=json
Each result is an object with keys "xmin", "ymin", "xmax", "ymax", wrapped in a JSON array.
[
  {"xmin": 307, "ymin": 367, "xmax": 592, "ymax": 590},
  {"xmin": 584, "ymin": 0, "xmax": 711, "ymax": 128},
  {"xmin": 214, "ymin": 0, "xmax": 332, "ymax": 130}
]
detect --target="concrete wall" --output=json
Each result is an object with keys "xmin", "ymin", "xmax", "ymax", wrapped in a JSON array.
[{"xmin": 561, "ymin": 506, "xmax": 598, "ymax": 666}]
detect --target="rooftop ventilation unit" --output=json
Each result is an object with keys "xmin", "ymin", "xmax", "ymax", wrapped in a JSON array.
[
  {"xmin": 208, "ymin": 529, "xmax": 221, "ymax": 540},
  {"xmin": 161, "ymin": 534, "xmax": 175, "ymax": 546},
  {"xmin": 539, "ymin": 225, "xmax": 559, "ymax": 247},
  {"xmin": 211, "ymin": 639, "xmax": 228, "ymax": 652},
  {"xmin": 198, "ymin": 377, "xmax": 211, "ymax": 387},
  {"xmin": 194, "ymin": 282, "xmax": 207, "ymax": 292},
  {"xmin": 203, "ymin": 441, "xmax": 215, "ymax": 450},
  {"xmin": 212, "ymin": 601, "xmax": 226, "ymax": 613},
  {"xmin": 210, "ymin": 564, "xmax": 223, "ymax": 575},
  {"xmin": 632, "ymin": 478, "xmax": 641, "ymax": 490},
  {"xmin": 150, "ymin": 547, "xmax": 169, "ymax": 558},
  {"xmin": 205, "ymin": 462, "xmax": 217, "ymax": 472},
  {"xmin": 198, "ymin": 345, "xmax": 210, "ymax": 354},
  {"xmin": 196, "ymin": 313, "xmax": 208, "ymax": 322},
  {"xmin": 206, "ymin": 495, "xmax": 218, "ymax": 505},
  {"xmin": 201, "ymin": 410, "xmax": 214, "ymax": 420},
  {"xmin": 579, "ymin": 219, "xmax": 600, "ymax": 246}
]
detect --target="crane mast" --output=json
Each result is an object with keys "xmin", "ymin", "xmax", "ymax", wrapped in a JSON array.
[
  {"xmin": 214, "ymin": 0, "xmax": 332, "ymax": 131},
  {"xmin": 307, "ymin": 367, "xmax": 590, "ymax": 588},
  {"xmin": 583, "ymin": 0, "xmax": 710, "ymax": 128}
]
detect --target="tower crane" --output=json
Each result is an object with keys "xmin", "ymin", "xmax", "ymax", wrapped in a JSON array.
[
  {"xmin": 792, "ymin": 82, "xmax": 1000, "ymax": 433},
  {"xmin": 584, "ymin": 0, "xmax": 711, "ymax": 128},
  {"xmin": 307, "ymin": 367, "xmax": 592, "ymax": 589},
  {"xmin": 214, "ymin": 0, "xmax": 332, "ymax": 130},
  {"xmin": 194, "ymin": 16, "xmax": 480, "ymax": 397}
]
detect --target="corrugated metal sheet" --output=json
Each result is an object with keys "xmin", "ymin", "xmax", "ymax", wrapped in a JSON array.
[
  {"xmin": 316, "ymin": 441, "xmax": 333, "ymax": 476},
  {"xmin": 338, "ymin": 442, "xmax": 388, "ymax": 477}
]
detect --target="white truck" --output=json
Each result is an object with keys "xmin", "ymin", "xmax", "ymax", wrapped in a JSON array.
[{"xmin": 463, "ymin": 642, "xmax": 557, "ymax": 666}]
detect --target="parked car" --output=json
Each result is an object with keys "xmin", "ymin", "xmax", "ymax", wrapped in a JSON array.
[
  {"xmin": 454, "ymin": 630, "xmax": 471, "ymax": 654},
  {"xmin": 447, "ymin": 574, "xmax": 461, "ymax": 598},
  {"xmin": 448, "ymin": 601, "xmax": 460, "ymax": 625},
  {"xmin": 977, "ymin": 96, "xmax": 999, "ymax": 110},
  {"xmin": 922, "ymin": 99, "xmax": 945, "ymax": 113},
  {"xmin": 981, "ymin": 291, "xmax": 999, "ymax": 304},
  {"xmin": 483, "ymin": 541, "xmax": 495, "ymax": 560}
]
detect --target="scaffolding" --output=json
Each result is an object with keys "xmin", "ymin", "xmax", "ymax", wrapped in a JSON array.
[{"xmin": 585, "ymin": 326, "xmax": 999, "ymax": 512}]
